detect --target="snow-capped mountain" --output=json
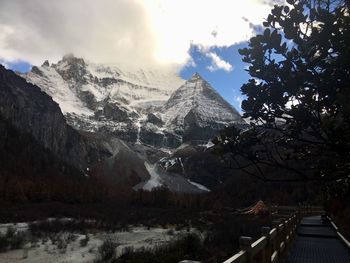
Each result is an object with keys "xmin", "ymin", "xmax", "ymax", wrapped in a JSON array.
[
  {"xmin": 2, "ymin": 55, "xmax": 248, "ymax": 193},
  {"xmin": 26, "ymin": 54, "xmax": 183, "ymax": 114},
  {"xmin": 22, "ymin": 54, "xmax": 246, "ymax": 149},
  {"xmin": 162, "ymin": 73, "xmax": 246, "ymax": 142}
]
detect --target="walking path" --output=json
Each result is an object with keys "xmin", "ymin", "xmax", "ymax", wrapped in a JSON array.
[{"xmin": 286, "ymin": 215, "xmax": 350, "ymax": 263}]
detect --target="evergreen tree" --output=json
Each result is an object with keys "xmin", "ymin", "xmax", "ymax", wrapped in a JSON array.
[{"xmin": 214, "ymin": 0, "xmax": 350, "ymax": 193}]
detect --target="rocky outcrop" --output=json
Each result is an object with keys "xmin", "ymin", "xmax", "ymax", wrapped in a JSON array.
[
  {"xmin": 55, "ymin": 54, "xmax": 88, "ymax": 83},
  {"xmin": 147, "ymin": 113, "xmax": 163, "ymax": 126},
  {"xmin": 22, "ymin": 55, "xmax": 184, "ymax": 147},
  {"xmin": 22, "ymin": 55, "xmax": 246, "ymax": 150},
  {"xmin": 103, "ymin": 103, "xmax": 129, "ymax": 121},
  {"xmin": 0, "ymin": 65, "xmax": 149, "ymax": 186},
  {"xmin": 0, "ymin": 64, "xmax": 95, "ymax": 172},
  {"xmin": 162, "ymin": 73, "xmax": 247, "ymax": 144},
  {"xmin": 0, "ymin": 62, "xmax": 251, "ymax": 192}
]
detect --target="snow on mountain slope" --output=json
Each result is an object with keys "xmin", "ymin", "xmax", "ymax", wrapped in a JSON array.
[
  {"xmin": 21, "ymin": 54, "xmax": 246, "ymax": 148},
  {"xmin": 14, "ymin": 55, "xmax": 249, "ymax": 193},
  {"xmin": 24, "ymin": 54, "xmax": 184, "ymax": 116},
  {"xmin": 86, "ymin": 63, "xmax": 183, "ymax": 109},
  {"xmin": 24, "ymin": 64, "xmax": 94, "ymax": 116},
  {"xmin": 162, "ymin": 73, "xmax": 245, "ymax": 131},
  {"xmin": 87, "ymin": 63, "xmax": 181, "ymax": 94},
  {"xmin": 142, "ymin": 162, "xmax": 163, "ymax": 190},
  {"xmin": 134, "ymin": 161, "xmax": 208, "ymax": 193}
]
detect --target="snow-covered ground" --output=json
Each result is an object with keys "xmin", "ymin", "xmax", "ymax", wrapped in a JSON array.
[
  {"xmin": 0, "ymin": 233, "xmax": 101, "ymax": 263},
  {"xmin": 187, "ymin": 179, "xmax": 210, "ymax": 192},
  {"xmin": 0, "ymin": 221, "xmax": 198, "ymax": 263},
  {"xmin": 143, "ymin": 162, "xmax": 163, "ymax": 190},
  {"xmin": 134, "ymin": 160, "xmax": 211, "ymax": 193}
]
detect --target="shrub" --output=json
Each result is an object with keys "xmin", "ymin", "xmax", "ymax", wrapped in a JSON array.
[
  {"xmin": 95, "ymin": 237, "xmax": 118, "ymax": 262},
  {"xmin": 80, "ymin": 235, "xmax": 90, "ymax": 247},
  {"xmin": 115, "ymin": 233, "xmax": 203, "ymax": 263},
  {"xmin": 57, "ymin": 236, "xmax": 67, "ymax": 250},
  {"xmin": 0, "ymin": 234, "xmax": 9, "ymax": 252},
  {"xmin": 175, "ymin": 224, "xmax": 183, "ymax": 231},
  {"xmin": 0, "ymin": 227, "xmax": 28, "ymax": 252},
  {"xmin": 67, "ymin": 233, "xmax": 77, "ymax": 243},
  {"xmin": 9, "ymin": 231, "xmax": 26, "ymax": 249},
  {"xmin": 166, "ymin": 229, "xmax": 174, "ymax": 236},
  {"xmin": 5, "ymin": 226, "xmax": 15, "ymax": 238},
  {"xmin": 122, "ymin": 246, "xmax": 134, "ymax": 255}
]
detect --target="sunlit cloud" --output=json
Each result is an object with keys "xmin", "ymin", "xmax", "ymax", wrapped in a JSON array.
[
  {"xmin": 206, "ymin": 52, "xmax": 233, "ymax": 72},
  {"xmin": 0, "ymin": 0, "xmax": 273, "ymax": 70},
  {"xmin": 141, "ymin": 0, "xmax": 273, "ymax": 66}
]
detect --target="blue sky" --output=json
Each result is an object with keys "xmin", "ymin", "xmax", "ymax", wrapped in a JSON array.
[
  {"xmin": 180, "ymin": 43, "xmax": 251, "ymax": 112},
  {"xmin": 1, "ymin": 60, "xmax": 32, "ymax": 73}
]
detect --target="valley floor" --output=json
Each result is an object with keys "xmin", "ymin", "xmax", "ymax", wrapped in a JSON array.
[
  {"xmin": 0, "ymin": 201, "xmax": 272, "ymax": 263},
  {"xmin": 0, "ymin": 220, "xmax": 198, "ymax": 263}
]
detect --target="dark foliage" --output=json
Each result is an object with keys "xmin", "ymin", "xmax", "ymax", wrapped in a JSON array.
[
  {"xmin": 0, "ymin": 226, "xmax": 27, "ymax": 252},
  {"xmin": 114, "ymin": 214, "xmax": 271, "ymax": 263},
  {"xmin": 214, "ymin": 0, "xmax": 350, "ymax": 193},
  {"xmin": 115, "ymin": 233, "xmax": 203, "ymax": 263},
  {"xmin": 96, "ymin": 238, "xmax": 118, "ymax": 262},
  {"xmin": 80, "ymin": 234, "xmax": 90, "ymax": 247}
]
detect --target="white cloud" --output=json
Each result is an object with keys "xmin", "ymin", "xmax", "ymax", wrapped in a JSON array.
[
  {"xmin": 0, "ymin": 0, "xmax": 156, "ymax": 68},
  {"xmin": 185, "ymin": 57, "xmax": 197, "ymax": 68},
  {"xmin": 0, "ymin": 59, "xmax": 9, "ymax": 69},
  {"xmin": 234, "ymin": 95, "xmax": 244, "ymax": 108},
  {"xmin": 0, "ymin": 0, "xmax": 273, "ymax": 70},
  {"xmin": 141, "ymin": 0, "xmax": 273, "ymax": 66},
  {"xmin": 206, "ymin": 52, "xmax": 233, "ymax": 72}
]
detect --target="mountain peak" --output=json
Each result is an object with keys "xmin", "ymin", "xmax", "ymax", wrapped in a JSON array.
[
  {"xmin": 163, "ymin": 71, "xmax": 246, "ymax": 135},
  {"xmin": 42, "ymin": 60, "xmax": 50, "ymax": 67},
  {"xmin": 62, "ymin": 53, "xmax": 75, "ymax": 61},
  {"xmin": 60, "ymin": 53, "xmax": 85, "ymax": 66},
  {"xmin": 190, "ymin": 72, "xmax": 203, "ymax": 81}
]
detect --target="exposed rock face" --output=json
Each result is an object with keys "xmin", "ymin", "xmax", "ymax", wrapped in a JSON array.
[
  {"xmin": 162, "ymin": 73, "xmax": 247, "ymax": 143},
  {"xmin": 6, "ymin": 55, "xmax": 250, "ymax": 192},
  {"xmin": 0, "ymin": 64, "xmax": 87, "ymax": 171},
  {"xmin": 103, "ymin": 103, "xmax": 129, "ymax": 121},
  {"xmin": 0, "ymin": 65, "xmax": 149, "ymax": 186},
  {"xmin": 147, "ymin": 113, "xmax": 163, "ymax": 126},
  {"xmin": 56, "ymin": 54, "xmax": 88, "ymax": 82},
  {"xmin": 42, "ymin": 60, "xmax": 50, "ymax": 67},
  {"xmin": 0, "ymin": 113, "xmax": 82, "ymax": 178},
  {"xmin": 22, "ymin": 55, "xmax": 246, "ymax": 149}
]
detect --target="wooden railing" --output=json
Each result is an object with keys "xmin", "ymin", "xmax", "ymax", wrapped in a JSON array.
[
  {"xmin": 328, "ymin": 216, "xmax": 350, "ymax": 249},
  {"xmin": 223, "ymin": 206, "xmax": 324, "ymax": 263},
  {"xmin": 223, "ymin": 214, "xmax": 297, "ymax": 263}
]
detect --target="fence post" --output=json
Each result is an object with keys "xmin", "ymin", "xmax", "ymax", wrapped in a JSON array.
[
  {"xmin": 239, "ymin": 236, "xmax": 253, "ymax": 263},
  {"xmin": 285, "ymin": 218, "xmax": 291, "ymax": 254},
  {"xmin": 279, "ymin": 220, "xmax": 285, "ymax": 260},
  {"xmin": 262, "ymin": 227, "xmax": 271, "ymax": 263},
  {"xmin": 272, "ymin": 220, "xmax": 281, "ymax": 261}
]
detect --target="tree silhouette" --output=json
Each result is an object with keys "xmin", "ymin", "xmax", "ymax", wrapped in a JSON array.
[{"xmin": 214, "ymin": 0, "xmax": 350, "ymax": 191}]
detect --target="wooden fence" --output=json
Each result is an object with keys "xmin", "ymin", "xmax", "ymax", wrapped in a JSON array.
[
  {"xmin": 328, "ymin": 216, "xmax": 350, "ymax": 249},
  {"xmin": 222, "ymin": 206, "xmax": 324, "ymax": 263}
]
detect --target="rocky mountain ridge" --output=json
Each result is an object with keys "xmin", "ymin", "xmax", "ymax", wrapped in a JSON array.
[
  {"xmin": 22, "ymin": 55, "xmax": 246, "ymax": 149},
  {"xmin": 0, "ymin": 64, "xmax": 150, "ymax": 186},
  {"xmin": 2, "ymin": 55, "xmax": 248, "ymax": 193}
]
